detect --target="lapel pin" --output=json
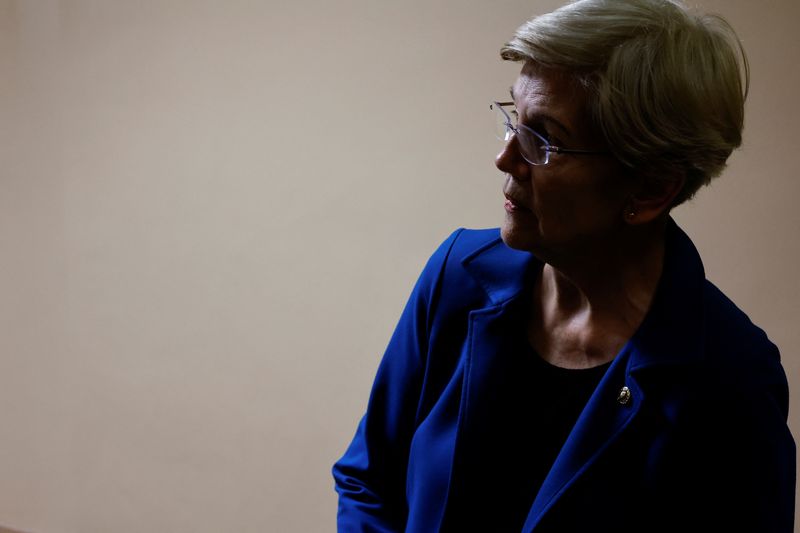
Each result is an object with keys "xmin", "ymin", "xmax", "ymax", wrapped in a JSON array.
[{"xmin": 617, "ymin": 386, "xmax": 632, "ymax": 406}]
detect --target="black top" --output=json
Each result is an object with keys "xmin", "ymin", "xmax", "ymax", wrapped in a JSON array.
[{"xmin": 458, "ymin": 340, "xmax": 612, "ymax": 532}]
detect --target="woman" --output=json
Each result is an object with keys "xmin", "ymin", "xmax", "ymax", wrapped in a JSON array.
[{"xmin": 333, "ymin": 1, "xmax": 795, "ymax": 531}]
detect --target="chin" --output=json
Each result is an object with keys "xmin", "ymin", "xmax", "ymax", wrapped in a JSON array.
[
  {"xmin": 501, "ymin": 222, "xmax": 538, "ymax": 252},
  {"xmin": 501, "ymin": 220, "xmax": 560, "ymax": 264}
]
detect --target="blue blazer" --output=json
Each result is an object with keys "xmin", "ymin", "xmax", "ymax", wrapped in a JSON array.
[{"xmin": 333, "ymin": 221, "xmax": 795, "ymax": 532}]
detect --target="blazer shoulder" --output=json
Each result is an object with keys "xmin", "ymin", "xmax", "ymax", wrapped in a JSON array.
[
  {"xmin": 701, "ymin": 280, "xmax": 778, "ymax": 361},
  {"xmin": 700, "ymin": 280, "xmax": 786, "ymax": 406}
]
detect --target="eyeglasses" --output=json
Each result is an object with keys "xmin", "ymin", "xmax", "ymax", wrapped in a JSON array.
[{"xmin": 491, "ymin": 101, "xmax": 609, "ymax": 166}]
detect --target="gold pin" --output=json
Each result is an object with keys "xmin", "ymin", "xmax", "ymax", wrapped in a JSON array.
[{"xmin": 617, "ymin": 386, "xmax": 632, "ymax": 406}]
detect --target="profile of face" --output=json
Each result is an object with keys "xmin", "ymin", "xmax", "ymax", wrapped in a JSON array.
[{"xmin": 497, "ymin": 62, "xmax": 636, "ymax": 263}]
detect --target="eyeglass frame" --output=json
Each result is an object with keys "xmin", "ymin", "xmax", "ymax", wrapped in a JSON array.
[{"xmin": 491, "ymin": 101, "xmax": 610, "ymax": 166}]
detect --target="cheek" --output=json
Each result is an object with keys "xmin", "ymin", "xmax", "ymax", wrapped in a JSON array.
[
  {"xmin": 533, "ymin": 172, "xmax": 628, "ymax": 230},
  {"xmin": 531, "ymin": 180, "xmax": 579, "ymax": 223},
  {"xmin": 593, "ymin": 175, "xmax": 634, "ymax": 215}
]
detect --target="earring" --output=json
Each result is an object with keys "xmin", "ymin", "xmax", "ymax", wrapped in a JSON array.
[{"xmin": 625, "ymin": 208, "xmax": 636, "ymax": 220}]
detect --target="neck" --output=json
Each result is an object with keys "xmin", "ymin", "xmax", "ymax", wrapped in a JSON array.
[{"xmin": 538, "ymin": 218, "xmax": 669, "ymax": 331}]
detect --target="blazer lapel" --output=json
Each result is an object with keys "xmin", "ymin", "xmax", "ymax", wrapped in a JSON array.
[{"xmin": 521, "ymin": 345, "xmax": 643, "ymax": 532}]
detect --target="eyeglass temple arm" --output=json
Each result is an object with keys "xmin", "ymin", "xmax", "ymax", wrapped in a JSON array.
[{"xmin": 548, "ymin": 146, "xmax": 610, "ymax": 155}]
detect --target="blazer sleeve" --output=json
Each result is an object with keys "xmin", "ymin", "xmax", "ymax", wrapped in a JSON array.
[
  {"xmin": 690, "ymin": 343, "xmax": 796, "ymax": 533},
  {"xmin": 332, "ymin": 229, "xmax": 463, "ymax": 532},
  {"xmin": 722, "ymin": 353, "xmax": 796, "ymax": 532}
]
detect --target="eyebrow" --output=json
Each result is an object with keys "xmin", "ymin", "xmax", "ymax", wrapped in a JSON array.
[{"xmin": 508, "ymin": 86, "xmax": 573, "ymax": 138}]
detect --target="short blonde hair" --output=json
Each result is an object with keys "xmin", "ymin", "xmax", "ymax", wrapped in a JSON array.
[{"xmin": 501, "ymin": 0, "xmax": 749, "ymax": 206}]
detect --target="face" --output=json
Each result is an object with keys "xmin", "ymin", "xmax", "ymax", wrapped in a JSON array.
[{"xmin": 497, "ymin": 62, "xmax": 635, "ymax": 263}]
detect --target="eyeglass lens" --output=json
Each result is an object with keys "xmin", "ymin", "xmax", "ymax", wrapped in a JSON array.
[{"xmin": 492, "ymin": 103, "xmax": 547, "ymax": 165}]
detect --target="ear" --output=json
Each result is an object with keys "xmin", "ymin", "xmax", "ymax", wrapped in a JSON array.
[{"xmin": 624, "ymin": 174, "xmax": 686, "ymax": 225}]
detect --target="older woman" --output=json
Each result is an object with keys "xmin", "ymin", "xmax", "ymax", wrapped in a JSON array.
[{"xmin": 333, "ymin": 1, "xmax": 795, "ymax": 532}]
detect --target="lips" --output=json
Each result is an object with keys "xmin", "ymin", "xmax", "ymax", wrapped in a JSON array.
[{"xmin": 504, "ymin": 193, "xmax": 531, "ymax": 212}]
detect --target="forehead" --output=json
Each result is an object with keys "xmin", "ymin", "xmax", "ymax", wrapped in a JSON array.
[{"xmin": 511, "ymin": 63, "xmax": 590, "ymax": 135}]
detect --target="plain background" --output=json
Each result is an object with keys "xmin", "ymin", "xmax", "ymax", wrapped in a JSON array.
[{"xmin": 1, "ymin": 0, "xmax": 797, "ymax": 531}]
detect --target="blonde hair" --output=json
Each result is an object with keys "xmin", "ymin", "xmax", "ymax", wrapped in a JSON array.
[{"xmin": 501, "ymin": 0, "xmax": 749, "ymax": 205}]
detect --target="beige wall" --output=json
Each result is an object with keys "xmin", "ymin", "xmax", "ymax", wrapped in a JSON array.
[{"xmin": 0, "ymin": 0, "xmax": 797, "ymax": 531}]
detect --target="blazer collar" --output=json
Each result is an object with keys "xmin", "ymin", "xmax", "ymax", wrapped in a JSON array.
[
  {"xmin": 628, "ymin": 218, "xmax": 707, "ymax": 372},
  {"xmin": 459, "ymin": 234, "xmax": 537, "ymax": 307},
  {"xmin": 460, "ymin": 218, "xmax": 707, "ymax": 371}
]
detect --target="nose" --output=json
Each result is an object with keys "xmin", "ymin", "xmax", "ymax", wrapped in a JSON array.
[{"xmin": 495, "ymin": 136, "xmax": 530, "ymax": 180}]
